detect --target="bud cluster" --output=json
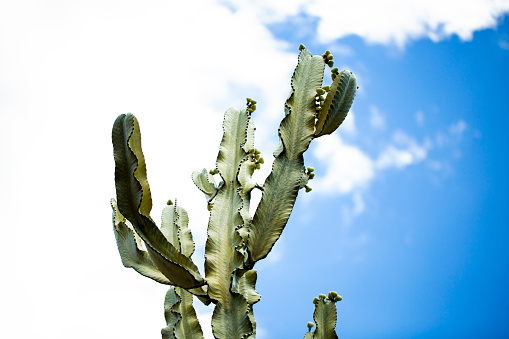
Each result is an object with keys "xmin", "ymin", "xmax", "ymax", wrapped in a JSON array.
[
  {"xmin": 246, "ymin": 98, "xmax": 257, "ymax": 113},
  {"xmin": 304, "ymin": 166, "xmax": 314, "ymax": 193},
  {"xmin": 322, "ymin": 49, "xmax": 334, "ymax": 68},
  {"xmin": 312, "ymin": 291, "xmax": 342, "ymax": 304},
  {"xmin": 247, "ymin": 148, "xmax": 264, "ymax": 170}
]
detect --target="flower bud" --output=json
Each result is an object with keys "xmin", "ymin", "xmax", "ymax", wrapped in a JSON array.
[
  {"xmin": 307, "ymin": 167, "xmax": 314, "ymax": 173},
  {"xmin": 323, "ymin": 85, "xmax": 330, "ymax": 92},
  {"xmin": 327, "ymin": 54, "xmax": 334, "ymax": 61},
  {"xmin": 328, "ymin": 60, "xmax": 334, "ymax": 67},
  {"xmin": 319, "ymin": 294, "xmax": 326, "ymax": 300},
  {"xmin": 307, "ymin": 322, "xmax": 314, "ymax": 330},
  {"xmin": 313, "ymin": 297, "xmax": 319, "ymax": 304},
  {"xmin": 299, "ymin": 44, "xmax": 306, "ymax": 51},
  {"xmin": 305, "ymin": 186, "xmax": 312, "ymax": 193},
  {"xmin": 167, "ymin": 199, "xmax": 173, "ymax": 205},
  {"xmin": 316, "ymin": 88, "xmax": 326, "ymax": 95},
  {"xmin": 328, "ymin": 291, "xmax": 338, "ymax": 300},
  {"xmin": 308, "ymin": 172, "xmax": 315, "ymax": 179},
  {"xmin": 258, "ymin": 157, "xmax": 264, "ymax": 164},
  {"xmin": 331, "ymin": 67, "xmax": 339, "ymax": 74}
]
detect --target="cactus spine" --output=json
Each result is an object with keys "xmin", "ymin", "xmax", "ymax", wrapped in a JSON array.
[{"xmin": 110, "ymin": 45, "xmax": 356, "ymax": 338}]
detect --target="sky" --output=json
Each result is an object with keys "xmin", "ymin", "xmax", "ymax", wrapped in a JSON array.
[{"xmin": 0, "ymin": 1, "xmax": 508, "ymax": 338}]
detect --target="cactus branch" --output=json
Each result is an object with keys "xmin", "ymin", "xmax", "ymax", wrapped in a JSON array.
[{"xmin": 112, "ymin": 114, "xmax": 205, "ymax": 289}]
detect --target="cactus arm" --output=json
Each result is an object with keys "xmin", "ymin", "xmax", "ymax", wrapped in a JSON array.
[
  {"xmin": 247, "ymin": 49, "xmax": 325, "ymax": 264},
  {"xmin": 309, "ymin": 293, "xmax": 341, "ymax": 339},
  {"xmin": 303, "ymin": 332, "xmax": 314, "ymax": 339},
  {"xmin": 192, "ymin": 168, "xmax": 218, "ymax": 203},
  {"xmin": 112, "ymin": 114, "xmax": 204, "ymax": 289},
  {"xmin": 314, "ymin": 70, "xmax": 357, "ymax": 137},
  {"xmin": 162, "ymin": 287, "xmax": 180, "ymax": 339},
  {"xmin": 204, "ymin": 107, "xmax": 248, "ymax": 301},
  {"xmin": 162, "ymin": 287, "xmax": 204, "ymax": 339},
  {"xmin": 204, "ymin": 107, "xmax": 255, "ymax": 338},
  {"xmin": 231, "ymin": 269, "xmax": 261, "ymax": 337},
  {"xmin": 111, "ymin": 198, "xmax": 173, "ymax": 284},
  {"xmin": 161, "ymin": 202, "xmax": 195, "ymax": 258}
]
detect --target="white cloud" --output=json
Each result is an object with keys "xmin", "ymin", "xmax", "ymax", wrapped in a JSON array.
[
  {"xmin": 376, "ymin": 131, "xmax": 431, "ymax": 169},
  {"xmin": 312, "ymin": 134, "xmax": 375, "ymax": 194},
  {"xmin": 310, "ymin": 0, "xmax": 509, "ymax": 47},
  {"xmin": 225, "ymin": 0, "xmax": 509, "ymax": 48}
]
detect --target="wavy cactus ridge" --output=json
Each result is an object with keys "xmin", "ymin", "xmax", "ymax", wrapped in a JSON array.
[
  {"xmin": 247, "ymin": 49, "xmax": 324, "ymax": 264},
  {"xmin": 110, "ymin": 45, "xmax": 357, "ymax": 339}
]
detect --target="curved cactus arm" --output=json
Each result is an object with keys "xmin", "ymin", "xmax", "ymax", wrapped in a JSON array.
[
  {"xmin": 162, "ymin": 287, "xmax": 204, "ymax": 339},
  {"xmin": 192, "ymin": 168, "xmax": 218, "ymax": 203},
  {"xmin": 111, "ymin": 198, "xmax": 173, "ymax": 285},
  {"xmin": 309, "ymin": 292, "xmax": 341, "ymax": 339},
  {"xmin": 112, "ymin": 113, "xmax": 204, "ymax": 289},
  {"xmin": 247, "ymin": 48, "xmax": 324, "ymax": 264},
  {"xmin": 314, "ymin": 70, "xmax": 357, "ymax": 137}
]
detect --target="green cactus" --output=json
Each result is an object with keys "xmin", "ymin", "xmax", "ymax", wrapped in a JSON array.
[{"xmin": 110, "ymin": 45, "xmax": 356, "ymax": 338}]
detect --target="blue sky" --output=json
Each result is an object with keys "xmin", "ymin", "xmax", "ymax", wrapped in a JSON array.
[{"xmin": 0, "ymin": 1, "xmax": 508, "ymax": 338}]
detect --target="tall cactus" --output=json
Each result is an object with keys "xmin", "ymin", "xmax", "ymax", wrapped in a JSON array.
[{"xmin": 110, "ymin": 45, "xmax": 356, "ymax": 339}]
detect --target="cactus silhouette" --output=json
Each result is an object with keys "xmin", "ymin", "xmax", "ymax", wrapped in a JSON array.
[{"xmin": 110, "ymin": 45, "xmax": 356, "ymax": 339}]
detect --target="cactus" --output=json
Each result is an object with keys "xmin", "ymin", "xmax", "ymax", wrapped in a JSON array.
[{"xmin": 110, "ymin": 45, "xmax": 356, "ymax": 338}]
